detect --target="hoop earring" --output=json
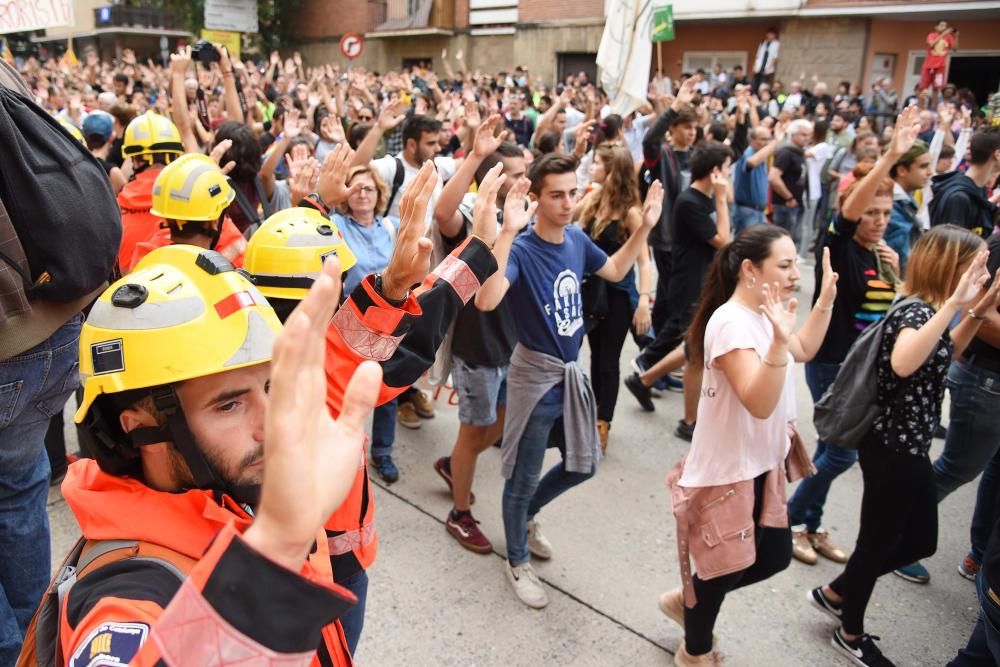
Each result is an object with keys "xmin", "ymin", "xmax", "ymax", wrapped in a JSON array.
[{"xmin": 746, "ymin": 277, "xmax": 757, "ymax": 289}]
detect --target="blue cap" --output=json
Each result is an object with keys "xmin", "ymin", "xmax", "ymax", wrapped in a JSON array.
[{"xmin": 82, "ymin": 112, "xmax": 113, "ymax": 142}]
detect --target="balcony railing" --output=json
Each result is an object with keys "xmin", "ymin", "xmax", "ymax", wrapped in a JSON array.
[
  {"xmin": 93, "ymin": 5, "xmax": 183, "ymax": 31},
  {"xmin": 367, "ymin": 0, "xmax": 453, "ymax": 33}
]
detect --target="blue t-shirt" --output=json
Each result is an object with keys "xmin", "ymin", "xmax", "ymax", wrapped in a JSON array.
[
  {"xmin": 333, "ymin": 213, "xmax": 400, "ymax": 295},
  {"xmin": 733, "ymin": 146, "xmax": 769, "ymax": 208},
  {"xmin": 505, "ymin": 224, "xmax": 609, "ymax": 363}
]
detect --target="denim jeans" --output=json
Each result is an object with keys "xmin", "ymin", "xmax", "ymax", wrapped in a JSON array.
[
  {"xmin": 338, "ymin": 569, "xmax": 368, "ymax": 656},
  {"xmin": 370, "ymin": 398, "xmax": 397, "ymax": 459},
  {"xmin": 502, "ymin": 393, "xmax": 595, "ymax": 565},
  {"xmin": 934, "ymin": 360, "xmax": 1000, "ymax": 501},
  {"xmin": 772, "ymin": 202, "xmax": 803, "ymax": 247},
  {"xmin": 787, "ymin": 361, "xmax": 857, "ymax": 532},
  {"xmin": 947, "ymin": 570, "xmax": 1000, "ymax": 666},
  {"xmin": 732, "ymin": 205, "xmax": 765, "ymax": 235},
  {"xmin": 0, "ymin": 315, "xmax": 82, "ymax": 664}
]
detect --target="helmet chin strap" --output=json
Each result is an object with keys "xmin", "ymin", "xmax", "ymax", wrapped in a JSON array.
[{"xmin": 149, "ymin": 385, "xmax": 256, "ymax": 505}]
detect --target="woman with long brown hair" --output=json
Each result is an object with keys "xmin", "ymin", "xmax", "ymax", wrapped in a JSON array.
[
  {"xmin": 809, "ymin": 223, "xmax": 998, "ymax": 667},
  {"xmin": 577, "ymin": 145, "xmax": 652, "ymax": 451},
  {"xmin": 659, "ymin": 224, "xmax": 839, "ymax": 666}
]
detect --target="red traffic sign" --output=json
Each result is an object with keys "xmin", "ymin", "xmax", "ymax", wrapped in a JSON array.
[{"xmin": 340, "ymin": 33, "xmax": 364, "ymax": 60}]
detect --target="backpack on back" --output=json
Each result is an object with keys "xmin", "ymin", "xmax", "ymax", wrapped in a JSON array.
[
  {"xmin": 812, "ymin": 297, "xmax": 921, "ymax": 450},
  {"xmin": 16, "ymin": 537, "xmax": 194, "ymax": 667},
  {"xmin": 0, "ymin": 83, "xmax": 121, "ymax": 321}
]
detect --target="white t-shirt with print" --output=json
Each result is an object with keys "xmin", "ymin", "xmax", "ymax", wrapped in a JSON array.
[
  {"xmin": 372, "ymin": 153, "xmax": 457, "ymax": 226},
  {"xmin": 679, "ymin": 301, "xmax": 796, "ymax": 488}
]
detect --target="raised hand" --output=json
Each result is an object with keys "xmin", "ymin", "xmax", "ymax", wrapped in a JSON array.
[
  {"xmin": 472, "ymin": 113, "xmax": 505, "ymax": 158},
  {"xmin": 245, "ymin": 257, "xmax": 382, "ymax": 572},
  {"xmin": 817, "ymin": 246, "xmax": 840, "ymax": 308},
  {"xmin": 710, "ymin": 167, "xmax": 728, "ymax": 198},
  {"xmin": 673, "ymin": 76, "xmax": 698, "ymax": 110},
  {"xmin": 502, "ymin": 177, "xmax": 537, "ymax": 236},
  {"xmin": 889, "ymin": 105, "xmax": 921, "ymax": 158},
  {"xmin": 284, "ymin": 107, "xmax": 302, "ymax": 139},
  {"xmin": 381, "ymin": 161, "xmax": 438, "ymax": 300},
  {"xmin": 972, "ymin": 268, "xmax": 1000, "ymax": 317},
  {"xmin": 209, "ymin": 138, "xmax": 236, "ymax": 175},
  {"xmin": 760, "ymin": 282, "xmax": 798, "ymax": 344},
  {"xmin": 378, "ymin": 100, "xmax": 408, "ymax": 132},
  {"xmin": 170, "ymin": 45, "xmax": 192, "ymax": 76},
  {"xmin": 641, "ymin": 180, "xmax": 664, "ymax": 229},
  {"xmin": 289, "ymin": 157, "xmax": 320, "ymax": 204},
  {"xmin": 472, "ymin": 163, "xmax": 506, "ymax": 246},
  {"xmin": 321, "ymin": 114, "xmax": 346, "ymax": 144},
  {"xmin": 949, "ymin": 250, "xmax": 991, "ymax": 309},
  {"xmin": 317, "ymin": 143, "xmax": 363, "ymax": 206},
  {"xmin": 464, "ymin": 100, "xmax": 483, "ymax": 131}
]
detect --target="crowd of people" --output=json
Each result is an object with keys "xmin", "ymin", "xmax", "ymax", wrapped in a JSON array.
[{"xmin": 0, "ymin": 34, "xmax": 999, "ymax": 667}]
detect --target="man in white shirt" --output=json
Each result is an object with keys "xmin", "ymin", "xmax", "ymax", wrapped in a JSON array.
[
  {"xmin": 783, "ymin": 80, "xmax": 804, "ymax": 114},
  {"xmin": 753, "ymin": 28, "xmax": 780, "ymax": 93},
  {"xmin": 352, "ymin": 103, "xmax": 459, "ymax": 223}
]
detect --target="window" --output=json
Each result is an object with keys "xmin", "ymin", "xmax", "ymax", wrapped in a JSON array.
[{"xmin": 682, "ymin": 51, "xmax": 746, "ymax": 75}]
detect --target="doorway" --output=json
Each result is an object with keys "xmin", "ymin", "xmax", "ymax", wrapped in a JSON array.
[
  {"xmin": 557, "ymin": 53, "xmax": 597, "ymax": 88},
  {"xmin": 904, "ymin": 49, "xmax": 1000, "ymax": 106}
]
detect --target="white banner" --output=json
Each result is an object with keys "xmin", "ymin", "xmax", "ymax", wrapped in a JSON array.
[
  {"xmin": 596, "ymin": 0, "xmax": 653, "ymax": 118},
  {"xmin": 204, "ymin": 0, "xmax": 258, "ymax": 34},
  {"xmin": 0, "ymin": 0, "xmax": 74, "ymax": 35}
]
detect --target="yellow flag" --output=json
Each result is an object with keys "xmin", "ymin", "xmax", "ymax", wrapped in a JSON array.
[
  {"xmin": 61, "ymin": 36, "xmax": 78, "ymax": 67},
  {"xmin": 0, "ymin": 39, "xmax": 13, "ymax": 66}
]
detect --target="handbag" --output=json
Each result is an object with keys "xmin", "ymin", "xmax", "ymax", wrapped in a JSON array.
[{"xmin": 581, "ymin": 274, "xmax": 609, "ymax": 333}]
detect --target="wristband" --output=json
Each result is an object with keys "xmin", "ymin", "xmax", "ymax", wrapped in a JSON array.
[
  {"xmin": 816, "ymin": 302, "xmax": 834, "ymax": 312},
  {"xmin": 374, "ymin": 273, "xmax": 408, "ymax": 307},
  {"xmin": 969, "ymin": 309, "xmax": 987, "ymax": 321},
  {"xmin": 762, "ymin": 357, "xmax": 788, "ymax": 368}
]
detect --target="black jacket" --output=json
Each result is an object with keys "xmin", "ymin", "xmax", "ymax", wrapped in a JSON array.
[{"xmin": 930, "ymin": 170, "xmax": 997, "ymax": 240}]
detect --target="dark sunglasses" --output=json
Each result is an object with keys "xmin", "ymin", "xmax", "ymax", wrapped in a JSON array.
[{"xmin": 358, "ymin": 114, "xmax": 373, "ymax": 120}]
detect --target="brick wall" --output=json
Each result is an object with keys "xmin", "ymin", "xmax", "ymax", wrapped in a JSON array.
[
  {"xmin": 775, "ymin": 17, "xmax": 868, "ymax": 90},
  {"xmin": 295, "ymin": 0, "xmax": 370, "ymax": 39},
  {"xmin": 519, "ymin": 0, "xmax": 603, "ymax": 23}
]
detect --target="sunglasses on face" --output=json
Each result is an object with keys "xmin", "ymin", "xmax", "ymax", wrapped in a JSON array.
[{"xmin": 358, "ymin": 114, "xmax": 373, "ymax": 121}]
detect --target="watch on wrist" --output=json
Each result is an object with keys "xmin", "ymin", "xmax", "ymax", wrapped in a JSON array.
[{"xmin": 374, "ymin": 273, "xmax": 408, "ymax": 307}]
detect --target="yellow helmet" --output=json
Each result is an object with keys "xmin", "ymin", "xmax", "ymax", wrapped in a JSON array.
[
  {"xmin": 150, "ymin": 153, "xmax": 235, "ymax": 224},
  {"xmin": 57, "ymin": 117, "xmax": 84, "ymax": 144},
  {"xmin": 244, "ymin": 207, "xmax": 357, "ymax": 301},
  {"xmin": 122, "ymin": 111, "xmax": 183, "ymax": 159},
  {"xmin": 75, "ymin": 244, "xmax": 281, "ymax": 489}
]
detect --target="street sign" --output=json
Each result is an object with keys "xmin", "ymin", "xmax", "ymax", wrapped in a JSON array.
[
  {"xmin": 340, "ymin": 33, "xmax": 364, "ymax": 60},
  {"xmin": 651, "ymin": 5, "xmax": 674, "ymax": 42},
  {"xmin": 204, "ymin": 0, "xmax": 258, "ymax": 34}
]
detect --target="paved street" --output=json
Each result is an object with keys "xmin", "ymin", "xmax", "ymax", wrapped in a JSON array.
[{"xmin": 46, "ymin": 267, "xmax": 980, "ymax": 666}]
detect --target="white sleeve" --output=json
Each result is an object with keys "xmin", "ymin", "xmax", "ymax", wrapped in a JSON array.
[
  {"xmin": 434, "ymin": 156, "xmax": 458, "ymax": 183},
  {"xmin": 372, "ymin": 155, "xmax": 397, "ymax": 186}
]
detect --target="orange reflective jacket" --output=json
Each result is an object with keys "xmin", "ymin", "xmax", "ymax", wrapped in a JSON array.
[
  {"xmin": 129, "ymin": 216, "xmax": 247, "ymax": 270},
  {"xmin": 117, "ymin": 168, "xmax": 163, "ymax": 273}
]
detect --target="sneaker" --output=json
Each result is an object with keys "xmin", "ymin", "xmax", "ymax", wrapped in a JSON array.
[
  {"xmin": 397, "ymin": 401, "xmax": 422, "ymax": 429},
  {"xmin": 408, "ymin": 388, "xmax": 435, "ymax": 419},
  {"xmin": 372, "ymin": 455, "xmax": 399, "ymax": 483},
  {"xmin": 809, "ymin": 529, "xmax": 848, "ymax": 563},
  {"xmin": 625, "ymin": 372, "xmax": 655, "ymax": 412},
  {"xmin": 630, "ymin": 357, "xmax": 663, "ymax": 397},
  {"xmin": 658, "ymin": 588, "xmax": 685, "ymax": 629},
  {"xmin": 807, "ymin": 586, "xmax": 842, "ymax": 622},
  {"xmin": 958, "ymin": 555, "xmax": 981, "ymax": 581},
  {"xmin": 674, "ymin": 642, "xmax": 722, "ymax": 666},
  {"xmin": 893, "ymin": 561, "xmax": 930, "ymax": 584},
  {"xmin": 792, "ymin": 528, "xmax": 818, "ymax": 565},
  {"xmin": 831, "ymin": 629, "xmax": 896, "ymax": 666},
  {"xmin": 446, "ymin": 511, "xmax": 492, "ymax": 554},
  {"xmin": 661, "ymin": 374, "xmax": 684, "ymax": 392},
  {"xmin": 527, "ymin": 519, "xmax": 553, "ymax": 560},
  {"xmin": 505, "ymin": 561, "xmax": 548, "ymax": 608},
  {"xmin": 674, "ymin": 419, "xmax": 695, "ymax": 442},
  {"xmin": 433, "ymin": 457, "xmax": 475, "ymax": 504}
]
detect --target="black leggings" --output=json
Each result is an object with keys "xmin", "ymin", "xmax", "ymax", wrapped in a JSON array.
[
  {"xmin": 829, "ymin": 445, "xmax": 937, "ymax": 635},
  {"xmin": 684, "ymin": 473, "xmax": 793, "ymax": 655},
  {"xmin": 587, "ymin": 288, "xmax": 633, "ymax": 423}
]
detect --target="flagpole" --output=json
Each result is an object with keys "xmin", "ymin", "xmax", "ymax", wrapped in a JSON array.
[{"xmin": 657, "ymin": 41, "xmax": 662, "ymax": 79}]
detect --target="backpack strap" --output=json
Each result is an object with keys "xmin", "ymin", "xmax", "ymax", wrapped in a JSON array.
[
  {"xmin": 229, "ymin": 178, "xmax": 263, "ymax": 239},
  {"xmin": 384, "ymin": 157, "xmax": 405, "ymax": 216},
  {"xmin": 76, "ymin": 540, "xmax": 196, "ymax": 582}
]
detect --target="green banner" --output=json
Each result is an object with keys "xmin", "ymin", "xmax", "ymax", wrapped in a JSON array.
[{"xmin": 652, "ymin": 5, "xmax": 675, "ymax": 42}]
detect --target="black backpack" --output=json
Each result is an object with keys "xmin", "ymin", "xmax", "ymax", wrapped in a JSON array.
[{"xmin": 0, "ymin": 79, "xmax": 121, "ymax": 311}]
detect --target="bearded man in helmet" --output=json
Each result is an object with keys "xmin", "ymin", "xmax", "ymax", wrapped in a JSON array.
[{"xmin": 23, "ymin": 160, "xmax": 508, "ymax": 666}]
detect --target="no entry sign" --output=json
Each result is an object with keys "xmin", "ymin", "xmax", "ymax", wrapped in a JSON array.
[{"xmin": 340, "ymin": 33, "xmax": 364, "ymax": 60}]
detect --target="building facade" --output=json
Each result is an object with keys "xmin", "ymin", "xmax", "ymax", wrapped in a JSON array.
[{"xmin": 295, "ymin": 0, "xmax": 1000, "ymax": 104}]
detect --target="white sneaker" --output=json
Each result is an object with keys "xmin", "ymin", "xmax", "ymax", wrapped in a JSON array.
[
  {"xmin": 527, "ymin": 520, "xmax": 553, "ymax": 560},
  {"xmin": 505, "ymin": 561, "xmax": 549, "ymax": 608}
]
